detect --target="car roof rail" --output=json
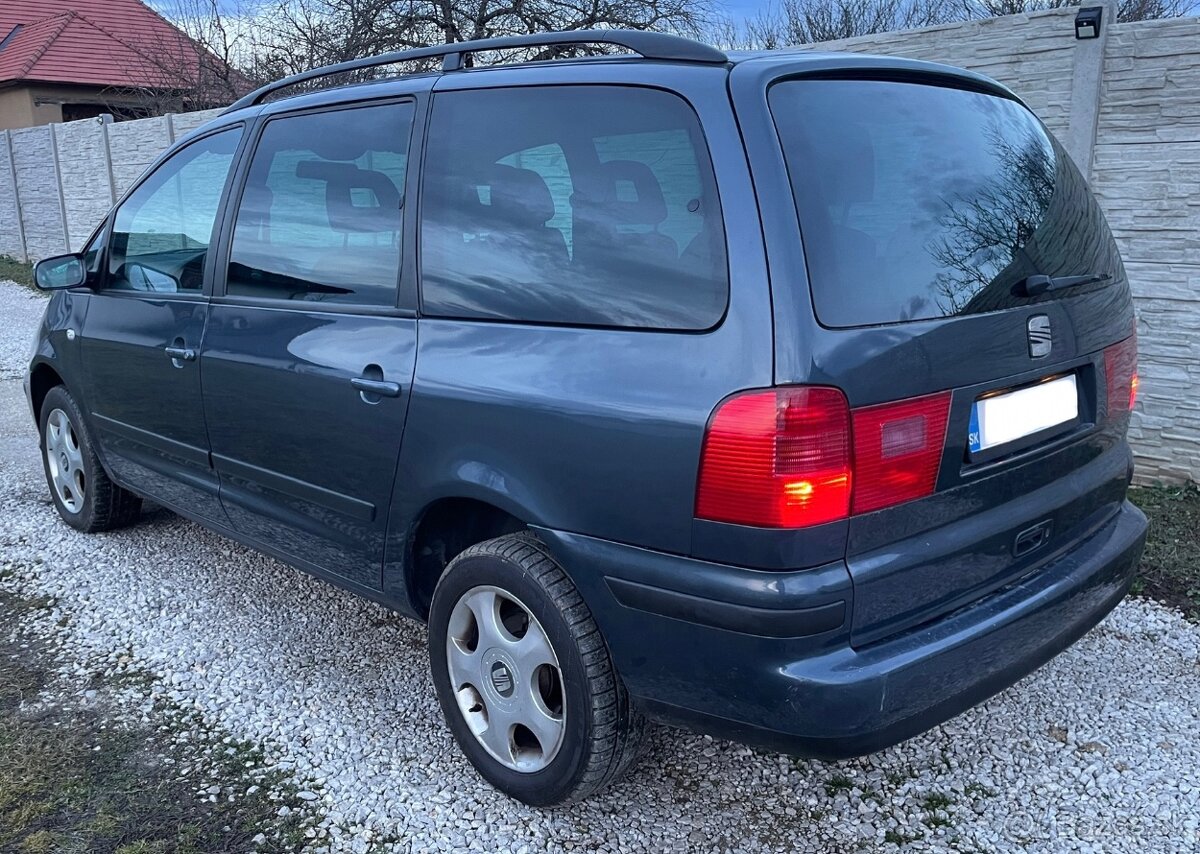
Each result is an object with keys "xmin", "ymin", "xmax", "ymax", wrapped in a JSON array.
[{"xmin": 222, "ymin": 30, "xmax": 728, "ymax": 114}]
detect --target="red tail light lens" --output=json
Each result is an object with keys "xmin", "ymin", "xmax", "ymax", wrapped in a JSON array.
[
  {"xmin": 851, "ymin": 392, "xmax": 952, "ymax": 515},
  {"xmin": 696, "ymin": 386, "xmax": 954, "ymax": 528},
  {"xmin": 695, "ymin": 387, "xmax": 851, "ymax": 528},
  {"xmin": 1104, "ymin": 333, "xmax": 1139, "ymax": 415}
]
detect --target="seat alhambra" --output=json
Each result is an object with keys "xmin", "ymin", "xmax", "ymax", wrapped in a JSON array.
[{"xmin": 27, "ymin": 30, "xmax": 1146, "ymax": 805}]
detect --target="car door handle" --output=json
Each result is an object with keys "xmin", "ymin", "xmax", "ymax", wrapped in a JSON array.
[
  {"xmin": 351, "ymin": 377, "xmax": 402, "ymax": 397},
  {"xmin": 164, "ymin": 346, "xmax": 196, "ymax": 362}
]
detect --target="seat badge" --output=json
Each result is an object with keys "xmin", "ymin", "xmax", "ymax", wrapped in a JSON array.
[{"xmin": 1027, "ymin": 315, "xmax": 1052, "ymax": 358}]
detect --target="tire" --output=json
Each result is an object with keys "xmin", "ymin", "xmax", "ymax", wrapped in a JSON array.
[
  {"xmin": 38, "ymin": 385, "xmax": 142, "ymax": 533},
  {"xmin": 428, "ymin": 532, "xmax": 646, "ymax": 806}
]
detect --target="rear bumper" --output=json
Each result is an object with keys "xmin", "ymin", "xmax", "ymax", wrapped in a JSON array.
[{"xmin": 533, "ymin": 499, "xmax": 1146, "ymax": 759}]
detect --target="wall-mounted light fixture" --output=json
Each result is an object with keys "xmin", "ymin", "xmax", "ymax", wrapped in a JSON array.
[{"xmin": 1075, "ymin": 6, "xmax": 1103, "ymax": 39}]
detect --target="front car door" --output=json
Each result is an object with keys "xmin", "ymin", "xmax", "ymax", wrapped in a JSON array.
[
  {"xmin": 80, "ymin": 125, "xmax": 245, "ymax": 521},
  {"xmin": 201, "ymin": 98, "xmax": 420, "ymax": 590}
]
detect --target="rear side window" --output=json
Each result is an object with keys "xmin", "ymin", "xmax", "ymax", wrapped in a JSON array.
[
  {"xmin": 227, "ymin": 102, "xmax": 414, "ymax": 306},
  {"xmin": 420, "ymin": 86, "xmax": 728, "ymax": 329},
  {"xmin": 770, "ymin": 79, "xmax": 1120, "ymax": 327}
]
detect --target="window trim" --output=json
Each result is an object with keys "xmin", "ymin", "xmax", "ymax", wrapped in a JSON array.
[
  {"xmin": 64, "ymin": 215, "xmax": 111, "ymax": 293},
  {"xmin": 97, "ymin": 122, "xmax": 247, "ymax": 301},
  {"xmin": 211, "ymin": 95, "xmax": 421, "ymax": 316},
  {"xmin": 414, "ymin": 82, "xmax": 731, "ymax": 334}
]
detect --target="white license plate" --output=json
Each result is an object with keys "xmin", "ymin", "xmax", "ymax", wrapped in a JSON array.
[{"xmin": 968, "ymin": 374, "xmax": 1078, "ymax": 453}]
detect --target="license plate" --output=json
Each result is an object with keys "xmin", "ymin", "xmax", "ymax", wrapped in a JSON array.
[{"xmin": 968, "ymin": 374, "xmax": 1078, "ymax": 453}]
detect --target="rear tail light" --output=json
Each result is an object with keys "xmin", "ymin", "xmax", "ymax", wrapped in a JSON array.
[
  {"xmin": 695, "ymin": 387, "xmax": 851, "ymax": 528},
  {"xmin": 851, "ymin": 392, "xmax": 952, "ymax": 515},
  {"xmin": 696, "ymin": 386, "xmax": 951, "ymax": 528},
  {"xmin": 1104, "ymin": 333, "xmax": 1139, "ymax": 415}
]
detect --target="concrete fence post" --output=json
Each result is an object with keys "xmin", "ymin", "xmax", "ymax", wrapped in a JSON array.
[
  {"xmin": 48, "ymin": 123, "xmax": 71, "ymax": 255},
  {"xmin": 1065, "ymin": 0, "xmax": 1116, "ymax": 180},
  {"xmin": 101, "ymin": 114, "xmax": 117, "ymax": 206},
  {"xmin": 2, "ymin": 130, "xmax": 28, "ymax": 263}
]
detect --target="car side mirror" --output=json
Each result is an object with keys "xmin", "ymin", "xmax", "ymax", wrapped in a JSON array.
[{"xmin": 34, "ymin": 253, "xmax": 86, "ymax": 290}]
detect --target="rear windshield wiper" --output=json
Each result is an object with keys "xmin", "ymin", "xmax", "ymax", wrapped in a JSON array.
[{"xmin": 1019, "ymin": 272, "xmax": 1112, "ymax": 297}]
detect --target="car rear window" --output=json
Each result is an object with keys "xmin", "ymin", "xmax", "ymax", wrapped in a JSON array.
[{"xmin": 769, "ymin": 78, "xmax": 1119, "ymax": 327}]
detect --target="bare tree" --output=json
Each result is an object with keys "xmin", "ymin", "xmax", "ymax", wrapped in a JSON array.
[
  {"xmin": 145, "ymin": 0, "xmax": 1200, "ymax": 108},
  {"xmin": 927, "ymin": 123, "xmax": 1056, "ymax": 313},
  {"xmin": 961, "ymin": 0, "xmax": 1197, "ymax": 23},
  {"xmin": 712, "ymin": 0, "xmax": 1198, "ymax": 49},
  {"xmin": 99, "ymin": 0, "xmax": 263, "ymax": 116},
  {"xmin": 748, "ymin": 0, "xmax": 952, "ymax": 45},
  {"xmin": 244, "ymin": 0, "xmax": 715, "ymax": 79}
]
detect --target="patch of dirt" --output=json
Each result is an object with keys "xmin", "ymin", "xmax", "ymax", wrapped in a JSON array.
[{"xmin": 0, "ymin": 588, "xmax": 313, "ymax": 854}]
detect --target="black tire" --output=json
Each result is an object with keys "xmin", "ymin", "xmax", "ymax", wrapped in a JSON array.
[
  {"xmin": 38, "ymin": 385, "xmax": 142, "ymax": 533},
  {"xmin": 428, "ymin": 532, "xmax": 646, "ymax": 806}
]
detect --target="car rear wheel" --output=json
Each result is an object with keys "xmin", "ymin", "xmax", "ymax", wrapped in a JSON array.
[
  {"xmin": 39, "ymin": 386, "xmax": 142, "ymax": 533},
  {"xmin": 428, "ymin": 532, "xmax": 645, "ymax": 806}
]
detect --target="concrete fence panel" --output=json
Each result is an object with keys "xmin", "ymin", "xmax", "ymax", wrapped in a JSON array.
[
  {"xmin": 169, "ymin": 109, "xmax": 225, "ymax": 141},
  {"xmin": 107, "ymin": 115, "xmax": 175, "ymax": 200},
  {"xmin": 1094, "ymin": 17, "xmax": 1200, "ymax": 483},
  {"xmin": 55, "ymin": 117, "xmax": 115, "ymax": 251},
  {"xmin": 9, "ymin": 125, "xmax": 66, "ymax": 261}
]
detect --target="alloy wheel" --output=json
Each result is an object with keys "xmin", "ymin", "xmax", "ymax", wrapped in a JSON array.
[
  {"xmin": 445, "ymin": 585, "xmax": 566, "ymax": 772},
  {"xmin": 45, "ymin": 408, "xmax": 85, "ymax": 514}
]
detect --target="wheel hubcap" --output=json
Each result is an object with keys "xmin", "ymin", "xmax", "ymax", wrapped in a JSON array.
[
  {"xmin": 446, "ymin": 585, "xmax": 565, "ymax": 773},
  {"xmin": 45, "ymin": 408, "xmax": 85, "ymax": 514}
]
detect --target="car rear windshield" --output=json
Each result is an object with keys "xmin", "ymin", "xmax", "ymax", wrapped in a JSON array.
[{"xmin": 769, "ymin": 78, "xmax": 1119, "ymax": 327}]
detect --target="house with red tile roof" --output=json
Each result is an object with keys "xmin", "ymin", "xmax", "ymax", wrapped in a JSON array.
[{"xmin": 0, "ymin": 0, "xmax": 229, "ymax": 129}]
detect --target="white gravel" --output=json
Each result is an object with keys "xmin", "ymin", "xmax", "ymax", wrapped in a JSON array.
[
  {"xmin": 1, "ymin": 280, "xmax": 1198, "ymax": 853},
  {"xmin": 0, "ymin": 283, "xmax": 44, "ymax": 380}
]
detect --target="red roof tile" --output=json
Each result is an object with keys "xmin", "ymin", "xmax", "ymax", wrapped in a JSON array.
[{"xmin": 0, "ymin": 0, "xmax": 201, "ymax": 89}]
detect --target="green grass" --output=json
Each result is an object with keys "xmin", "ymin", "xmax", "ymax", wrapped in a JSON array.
[
  {"xmin": 921, "ymin": 791, "xmax": 953, "ymax": 811},
  {"xmin": 0, "ymin": 254, "xmax": 35, "ymax": 291},
  {"xmin": 0, "ymin": 588, "xmax": 313, "ymax": 853},
  {"xmin": 1129, "ymin": 483, "xmax": 1200, "ymax": 621},
  {"xmin": 963, "ymin": 782, "xmax": 996, "ymax": 799},
  {"xmin": 823, "ymin": 772, "xmax": 855, "ymax": 796}
]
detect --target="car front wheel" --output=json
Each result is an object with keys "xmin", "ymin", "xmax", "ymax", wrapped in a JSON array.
[{"xmin": 39, "ymin": 385, "xmax": 142, "ymax": 533}]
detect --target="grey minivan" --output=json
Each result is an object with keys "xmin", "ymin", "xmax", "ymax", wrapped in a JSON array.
[{"xmin": 26, "ymin": 31, "xmax": 1147, "ymax": 805}]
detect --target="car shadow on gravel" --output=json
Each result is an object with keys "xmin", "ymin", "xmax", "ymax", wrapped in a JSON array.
[{"xmin": 0, "ymin": 584, "xmax": 315, "ymax": 854}]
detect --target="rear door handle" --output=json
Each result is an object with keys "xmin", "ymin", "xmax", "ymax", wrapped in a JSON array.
[
  {"xmin": 164, "ymin": 346, "xmax": 196, "ymax": 362},
  {"xmin": 351, "ymin": 377, "xmax": 402, "ymax": 398}
]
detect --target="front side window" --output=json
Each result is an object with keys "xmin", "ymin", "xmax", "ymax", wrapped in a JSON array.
[
  {"xmin": 420, "ymin": 86, "xmax": 728, "ymax": 329},
  {"xmin": 107, "ymin": 127, "xmax": 242, "ymax": 293},
  {"xmin": 226, "ymin": 102, "xmax": 414, "ymax": 307}
]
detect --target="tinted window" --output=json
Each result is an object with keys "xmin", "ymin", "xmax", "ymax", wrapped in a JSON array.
[
  {"xmin": 770, "ymin": 80, "xmax": 1120, "ymax": 327},
  {"xmin": 420, "ymin": 86, "xmax": 727, "ymax": 329},
  {"xmin": 227, "ymin": 103, "xmax": 414, "ymax": 306},
  {"xmin": 107, "ymin": 128, "xmax": 241, "ymax": 293}
]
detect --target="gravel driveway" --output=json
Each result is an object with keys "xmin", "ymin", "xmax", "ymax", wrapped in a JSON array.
[{"xmin": 1, "ymin": 280, "xmax": 1198, "ymax": 853}]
